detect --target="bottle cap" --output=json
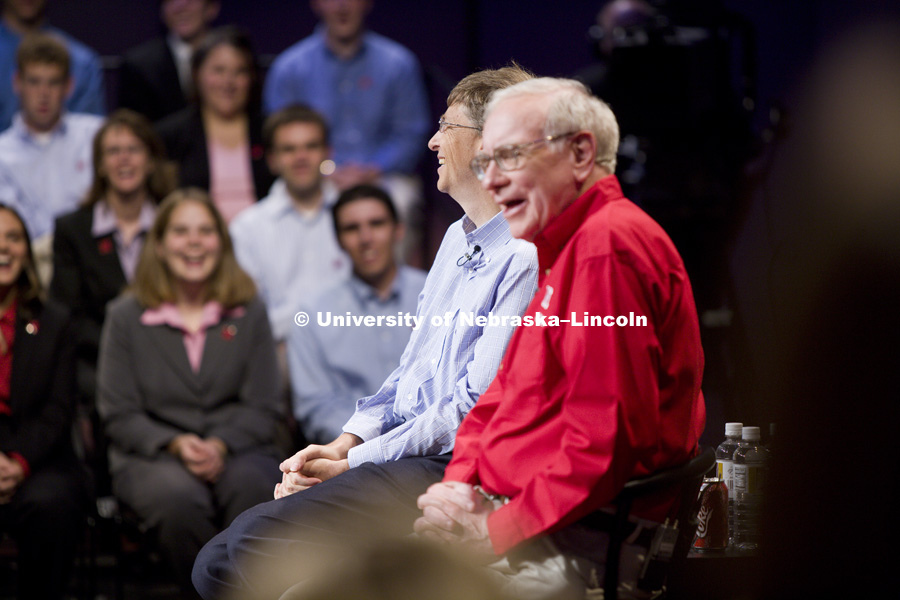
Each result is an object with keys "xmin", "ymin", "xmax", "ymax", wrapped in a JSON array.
[
  {"xmin": 725, "ymin": 422, "xmax": 743, "ymax": 436},
  {"xmin": 742, "ymin": 426, "xmax": 761, "ymax": 441}
]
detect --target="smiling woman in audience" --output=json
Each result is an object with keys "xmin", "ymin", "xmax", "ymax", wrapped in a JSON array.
[
  {"xmin": 51, "ymin": 108, "xmax": 177, "ymax": 417},
  {"xmin": 0, "ymin": 203, "xmax": 87, "ymax": 600},
  {"xmin": 97, "ymin": 188, "xmax": 282, "ymax": 596},
  {"xmin": 157, "ymin": 26, "xmax": 274, "ymax": 223}
]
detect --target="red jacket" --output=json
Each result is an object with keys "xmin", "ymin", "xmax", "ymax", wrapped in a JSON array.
[{"xmin": 444, "ymin": 175, "xmax": 706, "ymax": 554}]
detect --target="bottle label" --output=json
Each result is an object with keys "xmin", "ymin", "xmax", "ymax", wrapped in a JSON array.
[
  {"xmin": 733, "ymin": 463, "xmax": 765, "ymax": 494},
  {"xmin": 717, "ymin": 459, "xmax": 735, "ymax": 499}
]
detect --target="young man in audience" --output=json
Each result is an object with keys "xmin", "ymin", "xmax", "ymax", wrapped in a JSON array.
[
  {"xmin": 0, "ymin": 32, "xmax": 103, "ymax": 283},
  {"xmin": 288, "ymin": 184, "xmax": 426, "ymax": 444},
  {"xmin": 229, "ymin": 105, "xmax": 350, "ymax": 351},
  {"xmin": 414, "ymin": 78, "xmax": 706, "ymax": 599},
  {"xmin": 263, "ymin": 0, "xmax": 430, "ymax": 262},
  {"xmin": 192, "ymin": 65, "xmax": 538, "ymax": 600},
  {"xmin": 0, "ymin": 0, "xmax": 105, "ymax": 130},
  {"xmin": 119, "ymin": 0, "xmax": 221, "ymax": 123}
]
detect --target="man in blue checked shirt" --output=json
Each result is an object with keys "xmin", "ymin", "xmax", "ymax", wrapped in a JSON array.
[{"xmin": 193, "ymin": 65, "xmax": 538, "ymax": 600}]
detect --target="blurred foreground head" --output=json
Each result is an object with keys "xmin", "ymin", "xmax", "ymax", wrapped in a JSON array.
[
  {"xmin": 758, "ymin": 20, "xmax": 900, "ymax": 599},
  {"xmin": 279, "ymin": 537, "xmax": 508, "ymax": 600}
]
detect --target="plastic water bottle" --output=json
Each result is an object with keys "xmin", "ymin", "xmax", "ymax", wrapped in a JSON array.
[
  {"xmin": 715, "ymin": 422, "xmax": 742, "ymax": 545},
  {"xmin": 732, "ymin": 426, "xmax": 769, "ymax": 551}
]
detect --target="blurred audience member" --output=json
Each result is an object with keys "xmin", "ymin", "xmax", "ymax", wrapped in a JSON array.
[
  {"xmin": 288, "ymin": 184, "xmax": 425, "ymax": 444},
  {"xmin": 119, "ymin": 0, "xmax": 221, "ymax": 123},
  {"xmin": 0, "ymin": 32, "xmax": 103, "ymax": 284},
  {"xmin": 50, "ymin": 109, "xmax": 176, "ymax": 416},
  {"xmin": 157, "ymin": 26, "xmax": 274, "ymax": 223},
  {"xmin": 230, "ymin": 104, "xmax": 349, "ymax": 347},
  {"xmin": 0, "ymin": 203, "xmax": 88, "ymax": 600},
  {"xmin": 0, "ymin": 0, "xmax": 105, "ymax": 131},
  {"xmin": 97, "ymin": 188, "xmax": 283, "ymax": 595},
  {"xmin": 264, "ymin": 0, "xmax": 430, "ymax": 262},
  {"xmin": 281, "ymin": 537, "xmax": 510, "ymax": 600},
  {"xmin": 576, "ymin": 0, "xmax": 655, "ymax": 101}
]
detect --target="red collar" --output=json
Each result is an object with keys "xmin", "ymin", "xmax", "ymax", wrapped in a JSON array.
[{"xmin": 533, "ymin": 175, "xmax": 625, "ymax": 274}]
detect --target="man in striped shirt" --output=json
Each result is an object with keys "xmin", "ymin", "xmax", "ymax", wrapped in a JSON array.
[{"xmin": 193, "ymin": 65, "xmax": 539, "ymax": 600}]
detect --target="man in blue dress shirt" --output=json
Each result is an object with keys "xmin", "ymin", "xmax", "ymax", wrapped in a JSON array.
[
  {"xmin": 193, "ymin": 65, "xmax": 537, "ymax": 599},
  {"xmin": 287, "ymin": 184, "xmax": 427, "ymax": 444},
  {"xmin": 263, "ymin": 0, "xmax": 430, "ymax": 262},
  {"xmin": 0, "ymin": 32, "xmax": 102, "ymax": 284},
  {"xmin": 0, "ymin": 0, "xmax": 105, "ymax": 131}
]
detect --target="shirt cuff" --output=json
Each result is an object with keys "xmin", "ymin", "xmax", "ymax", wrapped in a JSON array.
[
  {"xmin": 8, "ymin": 452, "xmax": 31, "ymax": 480},
  {"xmin": 487, "ymin": 503, "xmax": 532, "ymax": 555},
  {"xmin": 347, "ymin": 437, "xmax": 386, "ymax": 468},
  {"xmin": 342, "ymin": 414, "xmax": 383, "ymax": 443}
]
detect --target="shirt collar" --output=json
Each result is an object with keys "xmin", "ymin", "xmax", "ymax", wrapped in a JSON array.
[
  {"xmin": 12, "ymin": 111, "xmax": 68, "ymax": 141},
  {"xmin": 140, "ymin": 300, "xmax": 241, "ymax": 333},
  {"xmin": 271, "ymin": 178, "xmax": 340, "ymax": 219},
  {"xmin": 532, "ymin": 175, "xmax": 624, "ymax": 273},
  {"xmin": 314, "ymin": 24, "xmax": 369, "ymax": 61},
  {"xmin": 347, "ymin": 266, "xmax": 404, "ymax": 304},
  {"xmin": 457, "ymin": 210, "xmax": 514, "ymax": 271},
  {"xmin": 91, "ymin": 200, "xmax": 157, "ymax": 238},
  {"xmin": 167, "ymin": 33, "xmax": 192, "ymax": 61}
]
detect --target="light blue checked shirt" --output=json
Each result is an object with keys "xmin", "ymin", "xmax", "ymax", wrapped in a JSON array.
[
  {"xmin": 344, "ymin": 211, "xmax": 538, "ymax": 466},
  {"xmin": 0, "ymin": 112, "xmax": 102, "ymax": 240},
  {"xmin": 288, "ymin": 266, "xmax": 427, "ymax": 444},
  {"xmin": 230, "ymin": 179, "xmax": 351, "ymax": 341}
]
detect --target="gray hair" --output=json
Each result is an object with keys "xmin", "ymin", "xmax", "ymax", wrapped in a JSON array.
[{"xmin": 485, "ymin": 77, "xmax": 619, "ymax": 173}]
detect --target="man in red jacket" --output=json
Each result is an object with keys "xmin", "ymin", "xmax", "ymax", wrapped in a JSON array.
[{"xmin": 415, "ymin": 77, "xmax": 706, "ymax": 599}]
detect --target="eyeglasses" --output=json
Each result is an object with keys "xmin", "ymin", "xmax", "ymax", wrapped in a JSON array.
[
  {"xmin": 470, "ymin": 132, "xmax": 577, "ymax": 180},
  {"xmin": 437, "ymin": 117, "xmax": 482, "ymax": 134}
]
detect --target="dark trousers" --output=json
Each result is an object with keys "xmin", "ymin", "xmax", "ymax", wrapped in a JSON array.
[
  {"xmin": 192, "ymin": 454, "xmax": 451, "ymax": 600},
  {"xmin": 0, "ymin": 460, "xmax": 89, "ymax": 600},
  {"xmin": 113, "ymin": 451, "xmax": 282, "ymax": 596}
]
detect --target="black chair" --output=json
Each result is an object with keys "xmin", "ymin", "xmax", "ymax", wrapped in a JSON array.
[{"xmin": 602, "ymin": 447, "xmax": 716, "ymax": 600}]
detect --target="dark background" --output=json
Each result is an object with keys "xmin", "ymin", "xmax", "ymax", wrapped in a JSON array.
[
  {"xmin": 47, "ymin": 0, "xmax": 900, "ymax": 128},
  {"xmin": 42, "ymin": 0, "xmax": 900, "ymax": 440}
]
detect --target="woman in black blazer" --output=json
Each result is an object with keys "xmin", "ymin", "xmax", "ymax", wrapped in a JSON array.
[
  {"xmin": 156, "ymin": 27, "xmax": 274, "ymax": 222},
  {"xmin": 51, "ymin": 109, "xmax": 177, "ymax": 413},
  {"xmin": 0, "ymin": 204, "xmax": 87, "ymax": 600}
]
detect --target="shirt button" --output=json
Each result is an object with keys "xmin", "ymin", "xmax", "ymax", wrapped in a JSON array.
[
  {"xmin": 407, "ymin": 394, "xmax": 412, "ymax": 400},
  {"xmin": 431, "ymin": 359, "xmax": 436, "ymax": 364}
]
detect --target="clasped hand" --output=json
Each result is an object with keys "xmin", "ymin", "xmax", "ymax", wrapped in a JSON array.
[
  {"xmin": 414, "ymin": 481, "xmax": 496, "ymax": 561},
  {"xmin": 273, "ymin": 433, "xmax": 360, "ymax": 499},
  {"xmin": 170, "ymin": 434, "xmax": 226, "ymax": 483}
]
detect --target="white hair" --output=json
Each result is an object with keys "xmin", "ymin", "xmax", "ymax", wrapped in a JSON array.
[{"xmin": 485, "ymin": 77, "xmax": 619, "ymax": 173}]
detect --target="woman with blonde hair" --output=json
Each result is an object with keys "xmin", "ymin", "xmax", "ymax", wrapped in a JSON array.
[{"xmin": 97, "ymin": 188, "xmax": 282, "ymax": 595}]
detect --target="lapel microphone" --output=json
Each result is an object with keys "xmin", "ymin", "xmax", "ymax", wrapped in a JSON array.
[{"xmin": 457, "ymin": 245, "xmax": 482, "ymax": 267}]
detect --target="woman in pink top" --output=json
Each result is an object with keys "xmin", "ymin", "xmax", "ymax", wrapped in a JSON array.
[
  {"xmin": 157, "ymin": 28, "xmax": 274, "ymax": 222},
  {"xmin": 97, "ymin": 188, "xmax": 283, "ymax": 595}
]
